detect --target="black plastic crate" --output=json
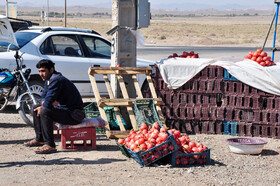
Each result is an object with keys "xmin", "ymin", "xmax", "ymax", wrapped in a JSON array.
[
  {"xmin": 125, "ymin": 133, "xmax": 178, "ymax": 167},
  {"xmin": 116, "ymin": 141, "xmax": 131, "ymax": 158}
]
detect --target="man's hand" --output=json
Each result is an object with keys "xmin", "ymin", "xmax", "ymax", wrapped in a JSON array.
[
  {"xmin": 52, "ymin": 101, "xmax": 59, "ymax": 107},
  {"xmin": 34, "ymin": 106, "xmax": 43, "ymax": 117}
]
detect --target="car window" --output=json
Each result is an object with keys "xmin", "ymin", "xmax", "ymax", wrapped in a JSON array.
[
  {"xmin": 81, "ymin": 36, "xmax": 111, "ymax": 59},
  {"xmin": 15, "ymin": 32, "xmax": 41, "ymax": 48},
  {"xmin": 0, "ymin": 32, "xmax": 40, "ymax": 51},
  {"xmin": 40, "ymin": 35, "xmax": 83, "ymax": 57}
]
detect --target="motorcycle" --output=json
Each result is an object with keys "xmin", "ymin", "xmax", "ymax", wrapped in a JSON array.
[{"xmin": 0, "ymin": 51, "xmax": 41, "ymax": 127}]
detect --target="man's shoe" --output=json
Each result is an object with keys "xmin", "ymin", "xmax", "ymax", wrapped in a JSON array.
[
  {"xmin": 34, "ymin": 145, "xmax": 57, "ymax": 154},
  {"xmin": 24, "ymin": 139, "xmax": 44, "ymax": 147}
]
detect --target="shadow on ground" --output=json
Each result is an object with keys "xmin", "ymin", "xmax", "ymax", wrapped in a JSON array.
[
  {"xmin": 1, "ymin": 105, "xmax": 17, "ymax": 114},
  {"xmin": 0, "ymin": 123, "xmax": 27, "ymax": 128},
  {"xmin": 260, "ymin": 149, "xmax": 279, "ymax": 156},
  {"xmin": 0, "ymin": 157, "xmax": 126, "ymax": 168},
  {"xmin": 0, "ymin": 139, "xmax": 29, "ymax": 145}
]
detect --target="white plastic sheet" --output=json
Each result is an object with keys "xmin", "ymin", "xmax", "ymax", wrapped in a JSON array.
[{"xmin": 157, "ymin": 58, "xmax": 280, "ymax": 96}]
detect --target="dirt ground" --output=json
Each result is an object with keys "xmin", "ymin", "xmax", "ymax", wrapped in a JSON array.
[{"xmin": 0, "ymin": 104, "xmax": 280, "ymax": 186}]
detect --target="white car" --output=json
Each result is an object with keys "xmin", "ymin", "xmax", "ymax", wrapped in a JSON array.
[{"xmin": 0, "ymin": 26, "xmax": 154, "ymax": 97}]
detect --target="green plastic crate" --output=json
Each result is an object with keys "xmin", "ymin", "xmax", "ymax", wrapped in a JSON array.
[
  {"xmin": 133, "ymin": 99, "xmax": 162, "ymax": 128},
  {"xmin": 84, "ymin": 102, "xmax": 105, "ymax": 134},
  {"xmin": 83, "ymin": 102, "xmax": 127, "ymax": 133}
]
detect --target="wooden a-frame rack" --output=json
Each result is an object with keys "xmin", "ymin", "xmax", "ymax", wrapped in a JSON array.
[{"xmin": 88, "ymin": 66, "xmax": 165, "ymax": 138}]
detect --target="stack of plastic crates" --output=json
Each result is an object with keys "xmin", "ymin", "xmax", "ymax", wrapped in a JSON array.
[
  {"xmin": 148, "ymin": 64, "xmax": 280, "ymax": 139},
  {"xmin": 84, "ymin": 102, "xmax": 127, "ymax": 134}
]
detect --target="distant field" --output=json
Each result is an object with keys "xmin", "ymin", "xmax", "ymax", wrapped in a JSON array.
[{"xmin": 19, "ymin": 15, "xmax": 277, "ymax": 48}]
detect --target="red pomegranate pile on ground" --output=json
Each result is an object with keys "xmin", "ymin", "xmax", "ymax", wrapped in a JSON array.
[{"xmin": 118, "ymin": 122, "xmax": 207, "ymax": 154}]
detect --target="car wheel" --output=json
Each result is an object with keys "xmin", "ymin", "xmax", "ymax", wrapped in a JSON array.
[{"xmin": 28, "ymin": 79, "xmax": 44, "ymax": 95}]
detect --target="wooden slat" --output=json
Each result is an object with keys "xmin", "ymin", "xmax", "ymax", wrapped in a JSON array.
[
  {"xmin": 88, "ymin": 66, "xmax": 166, "ymax": 137},
  {"xmin": 106, "ymin": 130, "xmax": 130, "ymax": 139},
  {"xmin": 88, "ymin": 70, "xmax": 110, "ymax": 131},
  {"xmin": 146, "ymin": 74, "xmax": 166, "ymax": 127},
  {"xmin": 103, "ymin": 74, "xmax": 126, "ymax": 131},
  {"xmin": 117, "ymin": 75, "xmax": 138, "ymax": 131},
  {"xmin": 89, "ymin": 67, "xmax": 152, "ymax": 75},
  {"xmin": 146, "ymin": 74, "xmax": 157, "ymax": 99},
  {"xmin": 132, "ymin": 74, "xmax": 143, "ymax": 99},
  {"xmin": 103, "ymin": 74, "xmax": 114, "ymax": 97},
  {"xmin": 97, "ymin": 98, "xmax": 162, "ymax": 107}
]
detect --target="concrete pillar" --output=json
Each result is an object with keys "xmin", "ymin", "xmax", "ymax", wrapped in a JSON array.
[{"xmin": 111, "ymin": 0, "xmax": 137, "ymax": 97}]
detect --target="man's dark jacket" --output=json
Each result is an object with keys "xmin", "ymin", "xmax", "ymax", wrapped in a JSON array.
[{"xmin": 41, "ymin": 72, "xmax": 83, "ymax": 111}]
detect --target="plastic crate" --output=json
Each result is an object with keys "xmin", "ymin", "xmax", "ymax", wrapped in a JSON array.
[
  {"xmin": 222, "ymin": 121, "xmax": 237, "ymax": 136},
  {"xmin": 133, "ymin": 99, "xmax": 162, "ymax": 127},
  {"xmin": 189, "ymin": 65, "xmax": 224, "ymax": 80},
  {"xmin": 224, "ymin": 69, "xmax": 239, "ymax": 81},
  {"xmin": 252, "ymin": 124, "xmax": 280, "ymax": 139},
  {"xmin": 171, "ymin": 148, "xmax": 211, "ymax": 167},
  {"xmin": 116, "ymin": 141, "xmax": 131, "ymax": 158},
  {"xmin": 61, "ymin": 127, "xmax": 96, "ymax": 150},
  {"xmin": 237, "ymin": 122, "xmax": 252, "ymax": 136},
  {"xmin": 84, "ymin": 102, "xmax": 127, "ymax": 133},
  {"xmin": 125, "ymin": 132, "xmax": 178, "ymax": 167}
]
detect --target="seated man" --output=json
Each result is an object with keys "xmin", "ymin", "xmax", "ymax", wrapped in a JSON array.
[{"xmin": 24, "ymin": 59, "xmax": 85, "ymax": 154}]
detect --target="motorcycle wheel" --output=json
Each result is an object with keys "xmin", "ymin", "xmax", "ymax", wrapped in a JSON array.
[
  {"xmin": 18, "ymin": 93, "xmax": 41, "ymax": 127},
  {"xmin": 0, "ymin": 97, "xmax": 8, "ymax": 112}
]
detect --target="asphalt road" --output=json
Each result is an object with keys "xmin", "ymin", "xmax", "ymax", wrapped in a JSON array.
[{"xmin": 137, "ymin": 46, "xmax": 278, "ymax": 62}]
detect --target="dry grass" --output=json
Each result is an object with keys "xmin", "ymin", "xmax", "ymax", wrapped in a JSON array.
[{"xmin": 20, "ymin": 15, "xmax": 277, "ymax": 47}]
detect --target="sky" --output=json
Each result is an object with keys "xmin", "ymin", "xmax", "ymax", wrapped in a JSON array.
[{"xmin": 0, "ymin": 0, "xmax": 276, "ymax": 10}]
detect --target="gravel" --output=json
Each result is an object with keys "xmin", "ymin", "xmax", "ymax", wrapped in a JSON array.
[{"xmin": 0, "ymin": 105, "xmax": 280, "ymax": 186}]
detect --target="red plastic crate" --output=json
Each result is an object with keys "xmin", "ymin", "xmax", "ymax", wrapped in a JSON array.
[
  {"xmin": 224, "ymin": 81, "xmax": 243, "ymax": 95},
  {"xmin": 198, "ymin": 65, "xmax": 224, "ymax": 80},
  {"xmin": 53, "ymin": 123, "xmax": 61, "ymax": 139},
  {"xmin": 252, "ymin": 124, "xmax": 280, "ymax": 138},
  {"xmin": 191, "ymin": 120, "xmax": 202, "ymax": 134},
  {"xmin": 275, "ymin": 97, "xmax": 280, "ymax": 109},
  {"xmin": 223, "ymin": 107, "xmax": 234, "ymax": 121},
  {"xmin": 160, "ymin": 91, "xmax": 175, "ymax": 107},
  {"xmin": 199, "ymin": 121, "xmax": 217, "ymax": 134},
  {"xmin": 215, "ymin": 107, "xmax": 225, "ymax": 121},
  {"xmin": 165, "ymin": 119, "xmax": 192, "ymax": 134},
  {"xmin": 177, "ymin": 93, "xmax": 187, "ymax": 104},
  {"xmin": 61, "ymin": 127, "xmax": 96, "ymax": 150},
  {"xmin": 184, "ymin": 106, "xmax": 195, "ymax": 120},
  {"xmin": 237, "ymin": 122, "xmax": 252, "ymax": 136},
  {"xmin": 223, "ymin": 95, "xmax": 259, "ymax": 109},
  {"xmin": 185, "ymin": 94, "xmax": 196, "ymax": 106},
  {"xmin": 185, "ymin": 80, "xmax": 199, "ymax": 92},
  {"xmin": 197, "ymin": 79, "xmax": 224, "ymax": 93},
  {"xmin": 159, "ymin": 79, "xmax": 168, "ymax": 90}
]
